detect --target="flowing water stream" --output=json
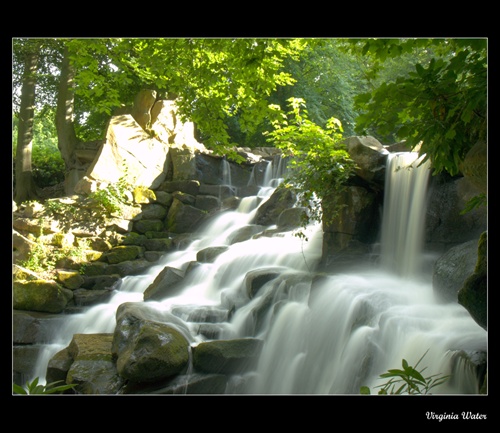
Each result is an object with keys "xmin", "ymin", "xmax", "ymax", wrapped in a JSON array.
[{"xmin": 32, "ymin": 152, "xmax": 487, "ymax": 394}]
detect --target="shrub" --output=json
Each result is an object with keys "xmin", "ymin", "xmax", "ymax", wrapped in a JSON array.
[
  {"xmin": 360, "ymin": 350, "xmax": 451, "ymax": 395},
  {"xmin": 13, "ymin": 377, "xmax": 76, "ymax": 395}
]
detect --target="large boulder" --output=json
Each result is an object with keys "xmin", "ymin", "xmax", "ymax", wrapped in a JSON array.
[
  {"xmin": 57, "ymin": 333, "xmax": 125, "ymax": 394},
  {"xmin": 344, "ymin": 135, "xmax": 389, "ymax": 187},
  {"xmin": 143, "ymin": 266, "xmax": 185, "ymax": 301},
  {"xmin": 425, "ymin": 176, "xmax": 487, "ymax": 252},
  {"xmin": 150, "ymin": 100, "xmax": 177, "ymax": 144},
  {"xmin": 458, "ymin": 231, "xmax": 487, "ymax": 330},
  {"xmin": 253, "ymin": 184, "xmax": 297, "ymax": 226},
  {"xmin": 151, "ymin": 99, "xmax": 205, "ymax": 148},
  {"xmin": 13, "ymin": 280, "xmax": 73, "ymax": 313},
  {"xmin": 322, "ymin": 185, "xmax": 380, "ymax": 258},
  {"xmin": 192, "ymin": 338, "xmax": 264, "ymax": 374},
  {"xmin": 77, "ymin": 114, "xmax": 169, "ymax": 192},
  {"xmin": 112, "ymin": 302, "xmax": 191, "ymax": 383},
  {"xmin": 432, "ymin": 239, "xmax": 478, "ymax": 303},
  {"xmin": 166, "ymin": 198, "xmax": 206, "ymax": 233},
  {"xmin": 131, "ymin": 89, "xmax": 157, "ymax": 130}
]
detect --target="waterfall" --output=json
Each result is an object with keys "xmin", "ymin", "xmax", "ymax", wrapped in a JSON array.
[
  {"xmin": 243, "ymin": 151, "xmax": 486, "ymax": 395},
  {"xmin": 221, "ymin": 157, "xmax": 232, "ymax": 188},
  {"xmin": 379, "ymin": 152, "xmax": 431, "ymax": 277},
  {"xmin": 263, "ymin": 155, "xmax": 287, "ymax": 188},
  {"xmin": 220, "ymin": 157, "xmax": 236, "ymax": 198},
  {"xmin": 31, "ymin": 152, "xmax": 486, "ymax": 395},
  {"xmin": 32, "ymin": 155, "xmax": 321, "ymax": 382}
]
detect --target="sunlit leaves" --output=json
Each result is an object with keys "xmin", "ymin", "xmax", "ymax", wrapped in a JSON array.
[
  {"xmin": 265, "ymin": 97, "xmax": 355, "ymax": 232},
  {"xmin": 105, "ymin": 38, "xmax": 307, "ymax": 152}
]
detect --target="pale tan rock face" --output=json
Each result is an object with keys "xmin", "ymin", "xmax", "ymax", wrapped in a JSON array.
[
  {"xmin": 74, "ymin": 98, "xmax": 209, "ymax": 195},
  {"xmin": 81, "ymin": 114, "xmax": 168, "ymax": 190}
]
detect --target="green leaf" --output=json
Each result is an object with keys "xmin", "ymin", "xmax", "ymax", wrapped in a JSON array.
[
  {"xmin": 445, "ymin": 128, "xmax": 456, "ymax": 140},
  {"xmin": 380, "ymin": 368, "xmax": 405, "ymax": 378},
  {"xmin": 460, "ymin": 194, "xmax": 486, "ymax": 214},
  {"xmin": 31, "ymin": 384, "xmax": 48, "ymax": 394},
  {"xmin": 415, "ymin": 63, "xmax": 425, "ymax": 77},
  {"xmin": 405, "ymin": 366, "xmax": 426, "ymax": 383},
  {"xmin": 362, "ymin": 349, "xmax": 451, "ymax": 395},
  {"xmin": 13, "ymin": 383, "xmax": 27, "ymax": 394},
  {"xmin": 360, "ymin": 386, "xmax": 371, "ymax": 394},
  {"xmin": 394, "ymin": 383, "xmax": 407, "ymax": 394}
]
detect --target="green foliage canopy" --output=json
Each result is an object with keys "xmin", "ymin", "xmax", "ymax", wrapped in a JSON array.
[
  {"xmin": 350, "ymin": 38, "xmax": 487, "ymax": 176},
  {"xmin": 14, "ymin": 37, "xmax": 486, "ymax": 204},
  {"xmin": 97, "ymin": 38, "xmax": 309, "ymax": 158}
]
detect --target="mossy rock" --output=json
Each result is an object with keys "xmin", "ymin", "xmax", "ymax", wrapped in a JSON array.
[
  {"xmin": 103, "ymin": 245, "xmax": 144, "ymax": 264},
  {"xmin": 56, "ymin": 270, "xmax": 85, "ymax": 290},
  {"xmin": 192, "ymin": 338, "xmax": 263, "ymax": 374},
  {"xmin": 13, "ymin": 279, "xmax": 73, "ymax": 313},
  {"xmin": 133, "ymin": 186, "xmax": 156, "ymax": 204}
]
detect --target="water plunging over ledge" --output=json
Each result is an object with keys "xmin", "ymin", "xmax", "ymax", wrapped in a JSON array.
[
  {"xmin": 238, "ymin": 152, "xmax": 486, "ymax": 394},
  {"xmin": 32, "ymin": 152, "xmax": 486, "ymax": 394}
]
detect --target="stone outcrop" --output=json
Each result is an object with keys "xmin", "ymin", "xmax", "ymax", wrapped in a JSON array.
[
  {"xmin": 321, "ymin": 185, "xmax": 380, "ymax": 267},
  {"xmin": 432, "ymin": 239, "xmax": 479, "ymax": 303},
  {"xmin": 131, "ymin": 89, "xmax": 157, "ymax": 130},
  {"xmin": 192, "ymin": 338, "xmax": 263, "ymax": 374},
  {"xmin": 425, "ymin": 175, "xmax": 487, "ymax": 253},
  {"xmin": 77, "ymin": 114, "xmax": 169, "ymax": 193},
  {"xmin": 13, "ymin": 279, "xmax": 73, "ymax": 314},
  {"xmin": 458, "ymin": 231, "xmax": 487, "ymax": 330},
  {"xmin": 344, "ymin": 135, "xmax": 389, "ymax": 187},
  {"xmin": 253, "ymin": 184, "xmax": 297, "ymax": 226},
  {"xmin": 321, "ymin": 136, "xmax": 487, "ymax": 271},
  {"xmin": 44, "ymin": 301, "xmax": 263, "ymax": 394}
]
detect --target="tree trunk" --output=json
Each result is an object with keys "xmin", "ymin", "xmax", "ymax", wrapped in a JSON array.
[
  {"xmin": 14, "ymin": 42, "xmax": 40, "ymax": 205},
  {"xmin": 56, "ymin": 44, "xmax": 82, "ymax": 195}
]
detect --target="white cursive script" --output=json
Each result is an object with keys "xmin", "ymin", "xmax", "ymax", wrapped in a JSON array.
[
  {"xmin": 461, "ymin": 412, "xmax": 487, "ymax": 420},
  {"xmin": 426, "ymin": 412, "xmax": 459, "ymax": 422},
  {"xmin": 426, "ymin": 412, "xmax": 487, "ymax": 421}
]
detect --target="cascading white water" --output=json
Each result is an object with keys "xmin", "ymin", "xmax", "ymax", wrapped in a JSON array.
[
  {"xmin": 221, "ymin": 157, "xmax": 232, "ymax": 187},
  {"xmin": 32, "ymin": 152, "xmax": 487, "ymax": 395},
  {"xmin": 380, "ymin": 152, "xmax": 431, "ymax": 277},
  {"xmin": 32, "ymin": 155, "xmax": 315, "ymax": 382},
  {"xmin": 240, "ymin": 151, "xmax": 487, "ymax": 395},
  {"xmin": 246, "ymin": 270, "xmax": 486, "ymax": 394}
]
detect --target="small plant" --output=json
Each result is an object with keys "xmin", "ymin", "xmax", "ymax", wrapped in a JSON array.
[
  {"xmin": 45, "ymin": 199, "xmax": 78, "ymax": 217},
  {"xmin": 88, "ymin": 169, "xmax": 133, "ymax": 215},
  {"xmin": 360, "ymin": 349, "xmax": 451, "ymax": 395},
  {"xmin": 19, "ymin": 227, "xmax": 51, "ymax": 274},
  {"xmin": 13, "ymin": 377, "xmax": 76, "ymax": 395},
  {"xmin": 264, "ymin": 98, "xmax": 356, "ymax": 238}
]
